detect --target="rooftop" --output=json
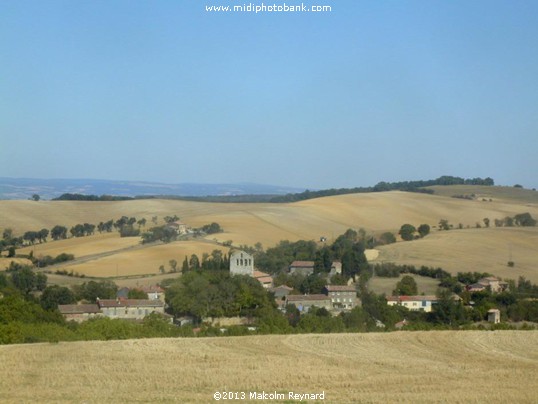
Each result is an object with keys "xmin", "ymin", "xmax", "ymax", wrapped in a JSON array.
[
  {"xmin": 325, "ymin": 285, "xmax": 356, "ymax": 292},
  {"xmin": 289, "ymin": 261, "xmax": 315, "ymax": 268},
  {"xmin": 252, "ymin": 270, "xmax": 270, "ymax": 278},
  {"xmin": 58, "ymin": 304, "xmax": 100, "ymax": 314},
  {"xmin": 97, "ymin": 299, "xmax": 164, "ymax": 308},
  {"xmin": 272, "ymin": 285, "xmax": 293, "ymax": 291},
  {"xmin": 386, "ymin": 295, "xmax": 438, "ymax": 302},
  {"xmin": 141, "ymin": 285, "xmax": 164, "ymax": 293},
  {"xmin": 287, "ymin": 294, "xmax": 330, "ymax": 302}
]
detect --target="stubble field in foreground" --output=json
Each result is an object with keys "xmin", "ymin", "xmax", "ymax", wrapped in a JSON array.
[{"xmin": 1, "ymin": 331, "xmax": 537, "ymax": 403}]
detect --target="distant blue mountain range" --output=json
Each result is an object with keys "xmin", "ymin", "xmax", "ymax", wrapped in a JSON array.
[{"xmin": 0, "ymin": 178, "xmax": 306, "ymax": 200}]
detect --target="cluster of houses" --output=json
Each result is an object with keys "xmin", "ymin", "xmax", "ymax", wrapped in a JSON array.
[
  {"xmin": 57, "ymin": 247, "xmax": 509, "ymax": 325},
  {"xmin": 465, "ymin": 276, "xmax": 509, "ymax": 293},
  {"xmin": 59, "ymin": 285, "xmax": 168, "ymax": 323},
  {"xmin": 229, "ymin": 251, "xmax": 359, "ymax": 314}
]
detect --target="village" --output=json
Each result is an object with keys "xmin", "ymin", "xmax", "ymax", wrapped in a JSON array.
[{"xmin": 57, "ymin": 247, "xmax": 509, "ymax": 329}]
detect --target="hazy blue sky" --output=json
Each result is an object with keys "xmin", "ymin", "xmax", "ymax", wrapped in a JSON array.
[{"xmin": 1, "ymin": 1, "xmax": 537, "ymax": 189}]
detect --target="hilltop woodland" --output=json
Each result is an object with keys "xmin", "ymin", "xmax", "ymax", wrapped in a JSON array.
[
  {"xmin": 28, "ymin": 175, "xmax": 495, "ymax": 203},
  {"xmin": 1, "ymin": 220, "xmax": 538, "ymax": 344}
]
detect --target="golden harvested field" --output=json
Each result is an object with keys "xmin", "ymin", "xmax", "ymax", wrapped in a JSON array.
[
  {"xmin": 2, "ymin": 192, "xmax": 538, "ymax": 246},
  {"xmin": 59, "ymin": 240, "xmax": 229, "ymax": 277},
  {"xmin": 1, "ymin": 191, "xmax": 537, "ymax": 279},
  {"xmin": 375, "ymin": 227, "xmax": 538, "ymax": 283},
  {"xmin": 17, "ymin": 232, "xmax": 140, "ymax": 258},
  {"xmin": 426, "ymin": 184, "xmax": 538, "ymax": 205},
  {"xmin": 1, "ymin": 331, "xmax": 537, "ymax": 403},
  {"xmin": 0, "ymin": 257, "xmax": 32, "ymax": 270}
]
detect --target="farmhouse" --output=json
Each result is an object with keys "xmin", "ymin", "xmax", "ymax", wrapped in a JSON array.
[
  {"xmin": 167, "ymin": 220, "xmax": 188, "ymax": 235},
  {"xmin": 97, "ymin": 298, "xmax": 165, "ymax": 320},
  {"xmin": 288, "ymin": 261, "xmax": 315, "ymax": 276},
  {"xmin": 466, "ymin": 276, "xmax": 509, "ymax": 294},
  {"xmin": 325, "ymin": 285, "xmax": 359, "ymax": 310},
  {"xmin": 286, "ymin": 294, "xmax": 332, "ymax": 313}
]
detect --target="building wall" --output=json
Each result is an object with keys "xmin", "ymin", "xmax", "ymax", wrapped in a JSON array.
[
  {"xmin": 288, "ymin": 299, "xmax": 332, "ymax": 313},
  {"xmin": 101, "ymin": 305, "xmax": 164, "ymax": 320},
  {"xmin": 328, "ymin": 291, "xmax": 359, "ymax": 310},
  {"xmin": 230, "ymin": 251, "xmax": 254, "ymax": 276},
  {"xmin": 64, "ymin": 312, "xmax": 103, "ymax": 323},
  {"xmin": 288, "ymin": 266, "xmax": 314, "ymax": 277},
  {"xmin": 387, "ymin": 300, "xmax": 433, "ymax": 312}
]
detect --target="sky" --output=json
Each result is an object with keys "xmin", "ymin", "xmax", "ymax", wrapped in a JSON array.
[{"xmin": 1, "ymin": 1, "xmax": 537, "ymax": 190}]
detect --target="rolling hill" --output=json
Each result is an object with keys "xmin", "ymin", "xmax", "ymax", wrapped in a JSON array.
[{"xmin": 1, "ymin": 187, "xmax": 537, "ymax": 281}]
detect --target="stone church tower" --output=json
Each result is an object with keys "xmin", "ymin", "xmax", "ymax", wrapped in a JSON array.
[{"xmin": 229, "ymin": 250, "xmax": 254, "ymax": 276}]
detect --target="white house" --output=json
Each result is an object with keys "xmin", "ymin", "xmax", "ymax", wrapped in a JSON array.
[{"xmin": 386, "ymin": 295, "xmax": 438, "ymax": 312}]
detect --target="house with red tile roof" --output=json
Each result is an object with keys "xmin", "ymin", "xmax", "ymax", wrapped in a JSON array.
[{"xmin": 252, "ymin": 270, "xmax": 273, "ymax": 289}]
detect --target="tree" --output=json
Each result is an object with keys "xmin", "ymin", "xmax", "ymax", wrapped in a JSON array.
[
  {"xmin": 38, "ymin": 228, "xmax": 49, "ymax": 243},
  {"xmin": 36, "ymin": 272, "xmax": 48, "ymax": 291},
  {"xmin": 378, "ymin": 232, "xmax": 396, "ymax": 245},
  {"xmin": 119, "ymin": 225, "xmax": 140, "ymax": 237},
  {"xmin": 398, "ymin": 224, "xmax": 416, "ymax": 241},
  {"xmin": 11, "ymin": 267, "xmax": 36, "ymax": 294},
  {"xmin": 182, "ymin": 256, "xmax": 189, "ymax": 273},
  {"xmin": 7, "ymin": 246, "xmax": 16, "ymax": 257},
  {"xmin": 31, "ymin": 194, "xmax": 40, "ymax": 201},
  {"xmin": 23, "ymin": 231, "xmax": 38, "ymax": 245},
  {"xmin": 429, "ymin": 288, "xmax": 467, "ymax": 326},
  {"xmin": 393, "ymin": 275, "xmax": 418, "ymax": 296},
  {"xmin": 483, "ymin": 218, "xmax": 490, "ymax": 228},
  {"xmin": 137, "ymin": 218, "xmax": 147, "ymax": 228},
  {"xmin": 128, "ymin": 289, "xmax": 148, "ymax": 299},
  {"xmin": 417, "ymin": 224, "xmax": 430, "ymax": 238},
  {"xmin": 73, "ymin": 280, "xmax": 118, "ymax": 302},
  {"xmin": 438, "ymin": 219, "xmax": 450, "ymax": 231},
  {"xmin": 200, "ymin": 222, "xmax": 223, "ymax": 234},
  {"xmin": 2, "ymin": 228, "xmax": 13, "ymax": 240},
  {"xmin": 51, "ymin": 225, "xmax": 68, "ymax": 240},
  {"xmin": 169, "ymin": 259, "xmax": 178, "ymax": 272},
  {"xmin": 40, "ymin": 285, "xmax": 76, "ymax": 310},
  {"xmin": 163, "ymin": 215, "xmax": 179, "ymax": 224},
  {"xmin": 189, "ymin": 254, "xmax": 200, "ymax": 270},
  {"xmin": 514, "ymin": 213, "xmax": 536, "ymax": 227}
]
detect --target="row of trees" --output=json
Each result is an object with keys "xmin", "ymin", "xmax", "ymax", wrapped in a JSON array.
[
  {"xmin": 269, "ymin": 176, "xmax": 495, "ymax": 203},
  {"xmin": 494, "ymin": 213, "xmax": 536, "ymax": 227},
  {"xmin": 398, "ymin": 223, "xmax": 430, "ymax": 241}
]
